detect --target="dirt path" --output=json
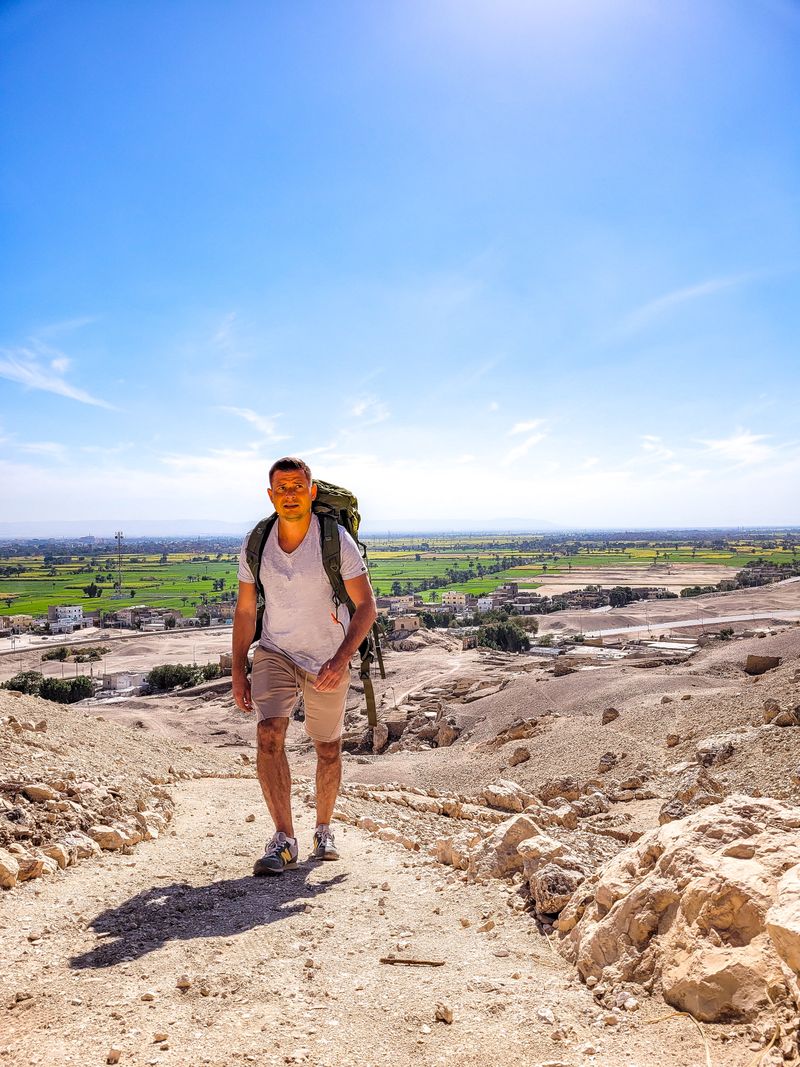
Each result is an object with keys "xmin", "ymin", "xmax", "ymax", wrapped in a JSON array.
[{"xmin": 1, "ymin": 779, "xmax": 755, "ymax": 1067}]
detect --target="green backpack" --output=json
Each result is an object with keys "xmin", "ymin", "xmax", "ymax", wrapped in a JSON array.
[{"xmin": 244, "ymin": 479, "xmax": 385, "ymax": 728}]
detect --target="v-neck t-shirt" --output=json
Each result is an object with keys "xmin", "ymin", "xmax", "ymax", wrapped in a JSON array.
[{"xmin": 237, "ymin": 514, "xmax": 367, "ymax": 675}]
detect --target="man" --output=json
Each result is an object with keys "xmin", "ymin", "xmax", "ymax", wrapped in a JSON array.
[{"xmin": 232, "ymin": 457, "xmax": 378, "ymax": 876}]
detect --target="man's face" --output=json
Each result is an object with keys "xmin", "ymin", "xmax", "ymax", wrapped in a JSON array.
[{"xmin": 268, "ymin": 468, "xmax": 317, "ymax": 523}]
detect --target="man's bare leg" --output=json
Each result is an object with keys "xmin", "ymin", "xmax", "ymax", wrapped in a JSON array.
[
  {"xmin": 314, "ymin": 738, "xmax": 342, "ymax": 826},
  {"xmin": 256, "ymin": 718, "xmax": 294, "ymax": 838}
]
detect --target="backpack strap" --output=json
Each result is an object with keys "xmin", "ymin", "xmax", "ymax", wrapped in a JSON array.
[
  {"xmin": 245, "ymin": 513, "xmax": 278, "ymax": 644},
  {"xmin": 318, "ymin": 513, "xmax": 379, "ymax": 728}
]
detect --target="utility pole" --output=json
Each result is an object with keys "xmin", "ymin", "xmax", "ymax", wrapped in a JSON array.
[{"xmin": 113, "ymin": 531, "xmax": 124, "ymax": 599}]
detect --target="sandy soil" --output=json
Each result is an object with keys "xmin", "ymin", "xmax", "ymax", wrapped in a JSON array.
[{"xmin": 1, "ymin": 776, "xmax": 760, "ymax": 1067}]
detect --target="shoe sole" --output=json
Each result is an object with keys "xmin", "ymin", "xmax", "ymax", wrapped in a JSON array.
[
  {"xmin": 253, "ymin": 860, "xmax": 298, "ymax": 877},
  {"xmin": 312, "ymin": 849, "xmax": 339, "ymax": 861}
]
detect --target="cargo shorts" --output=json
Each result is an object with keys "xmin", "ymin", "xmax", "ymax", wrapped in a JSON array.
[{"xmin": 250, "ymin": 646, "xmax": 349, "ymax": 743}]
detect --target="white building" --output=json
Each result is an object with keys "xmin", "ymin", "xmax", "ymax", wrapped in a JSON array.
[
  {"xmin": 476, "ymin": 597, "xmax": 495, "ymax": 613},
  {"xmin": 47, "ymin": 605, "xmax": 85, "ymax": 634}
]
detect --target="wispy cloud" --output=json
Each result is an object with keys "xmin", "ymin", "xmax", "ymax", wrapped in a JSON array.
[
  {"xmin": 350, "ymin": 395, "xmax": 390, "ymax": 425},
  {"xmin": 487, "ymin": 401, "xmax": 499, "ymax": 412},
  {"xmin": 698, "ymin": 430, "xmax": 775, "ymax": 466},
  {"xmin": 17, "ymin": 441, "xmax": 67, "ymax": 461},
  {"xmin": 35, "ymin": 316, "xmax": 97, "ymax": 338},
  {"xmin": 640, "ymin": 434, "xmax": 674, "ymax": 460},
  {"xmin": 220, "ymin": 406, "xmax": 288, "ymax": 440},
  {"xmin": 502, "ymin": 432, "xmax": 546, "ymax": 466},
  {"xmin": 622, "ymin": 273, "xmax": 754, "ymax": 333},
  {"xmin": 508, "ymin": 419, "xmax": 543, "ymax": 437},
  {"xmin": 0, "ymin": 344, "xmax": 113, "ymax": 408}
]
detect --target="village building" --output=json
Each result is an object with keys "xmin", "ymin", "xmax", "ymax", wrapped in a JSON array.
[
  {"xmin": 47, "ymin": 605, "xmax": 85, "ymax": 634},
  {"xmin": 392, "ymin": 615, "xmax": 421, "ymax": 633}
]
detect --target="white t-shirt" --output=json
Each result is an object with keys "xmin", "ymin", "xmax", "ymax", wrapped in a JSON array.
[{"xmin": 237, "ymin": 514, "xmax": 368, "ymax": 676}]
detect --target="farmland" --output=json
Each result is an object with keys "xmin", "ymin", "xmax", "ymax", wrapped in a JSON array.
[{"xmin": 0, "ymin": 529, "xmax": 797, "ymax": 619}]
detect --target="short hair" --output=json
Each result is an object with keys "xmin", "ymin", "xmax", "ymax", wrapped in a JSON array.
[{"xmin": 268, "ymin": 456, "xmax": 312, "ymax": 485}]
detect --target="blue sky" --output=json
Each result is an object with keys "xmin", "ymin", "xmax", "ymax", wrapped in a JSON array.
[{"xmin": 1, "ymin": 0, "xmax": 799, "ymax": 532}]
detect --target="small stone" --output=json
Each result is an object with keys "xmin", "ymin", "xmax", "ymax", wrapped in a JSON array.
[
  {"xmin": 153, "ymin": 1032, "xmax": 168, "ymax": 1043},
  {"xmin": 107, "ymin": 1048, "xmax": 122, "ymax": 1065},
  {"xmin": 681, "ymin": 694, "xmax": 692, "ymax": 701},
  {"xmin": 477, "ymin": 919, "xmax": 495, "ymax": 932},
  {"xmin": 537, "ymin": 1007, "xmax": 556, "ymax": 1025},
  {"xmin": 601, "ymin": 1013, "xmax": 619, "ymax": 1026},
  {"xmin": 623, "ymin": 997, "xmax": 639, "ymax": 1012},
  {"xmin": 141, "ymin": 991, "xmax": 156, "ymax": 1001},
  {"xmin": 459, "ymin": 917, "xmax": 471, "ymax": 928},
  {"xmin": 324, "ymin": 920, "xmax": 335, "ymax": 930},
  {"xmin": 245, "ymin": 814, "xmax": 256, "ymax": 823},
  {"xmin": 585, "ymin": 976, "xmax": 598, "ymax": 989},
  {"xmin": 435, "ymin": 1002, "xmax": 453, "ymax": 1024},
  {"xmin": 602, "ymin": 708, "xmax": 620, "ymax": 725},
  {"xmin": 176, "ymin": 974, "xmax": 192, "ymax": 990},
  {"xmin": 420, "ymin": 1024, "xmax": 431, "ymax": 1035},
  {"xmin": 661, "ymin": 696, "xmax": 673, "ymax": 704}
]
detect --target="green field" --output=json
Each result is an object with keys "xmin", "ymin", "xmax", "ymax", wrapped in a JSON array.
[{"xmin": 0, "ymin": 535, "xmax": 796, "ymax": 618}]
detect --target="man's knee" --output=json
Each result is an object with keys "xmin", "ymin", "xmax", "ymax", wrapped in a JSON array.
[
  {"xmin": 257, "ymin": 718, "xmax": 288, "ymax": 755},
  {"xmin": 314, "ymin": 739, "xmax": 341, "ymax": 764}
]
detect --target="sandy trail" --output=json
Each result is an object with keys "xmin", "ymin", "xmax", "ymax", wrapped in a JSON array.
[{"xmin": 0, "ymin": 778, "xmax": 751, "ymax": 1067}]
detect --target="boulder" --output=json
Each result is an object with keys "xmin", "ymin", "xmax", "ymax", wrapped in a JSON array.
[
  {"xmin": 602, "ymin": 708, "xmax": 620, "ymax": 725},
  {"xmin": 532, "ymin": 863, "xmax": 585, "ymax": 915},
  {"xmin": 659, "ymin": 765, "xmax": 724, "ymax": 825},
  {"xmin": 21, "ymin": 783, "xmax": 60, "ymax": 803},
  {"xmin": 470, "ymin": 814, "xmax": 541, "ymax": 879},
  {"xmin": 61, "ymin": 830, "xmax": 102, "ymax": 859},
  {"xmin": 695, "ymin": 737, "xmax": 735, "ymax": 767},
  {"xmin": 538, "ymin": 776, "xmax": 581, "ymax": 804},
  {"xmin": 433, "ymin": 829, "xmax": 484, "ymax": 870},
  {"xmin": 598, "ymin": 752, "xmax": 619, "ymax": 774},
  {"xmin": 507, "ymin": 746, "xmax": 530, "ymax": 767},
  {"xmin": 0, "ymin": 849, "xmax": 20, "ymax": 889},
  {"xmin": 437, "ymin": 719, "xmax": 461, "ymax": 747},
  {"xmin": 481, "ymin": 779, "xmax": 534, "ymax": 813},
  {"xmin": 745, "ymin": 654, "xmax": 781, "ymax": 676},
  {"xmin": 372, "ymin": 723, "xmax": 389, "ymax": 754},
  {"xmin": 88, "ymin": 825, "xmax": 126, "ymax": 850},
  {"xmin": 559, "ymin": 795, "xmax": 800, "ymax": 1024}
]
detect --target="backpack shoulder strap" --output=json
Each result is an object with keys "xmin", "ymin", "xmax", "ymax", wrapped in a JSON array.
[{"xmin": 246, "ymin": 514, "xmax": 278, "ymax": 602}]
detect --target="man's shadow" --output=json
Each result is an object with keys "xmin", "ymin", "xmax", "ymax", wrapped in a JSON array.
[{"xmin": 70, "ymin": 865, "xmax": 347, "ymax": 970}]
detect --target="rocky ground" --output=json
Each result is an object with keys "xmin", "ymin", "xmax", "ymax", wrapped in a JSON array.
[{"xmin": 2, "ymin": 596, "xmax": 800, "ymax": 1066}]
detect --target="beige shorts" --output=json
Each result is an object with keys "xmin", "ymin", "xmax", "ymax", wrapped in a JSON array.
[{"xmin": 251, "ymin": 646, "xmax": 349, "ymax": 743}]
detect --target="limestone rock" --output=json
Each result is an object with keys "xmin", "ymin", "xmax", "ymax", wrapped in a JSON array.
[
  {"xmin": 88, "ymin": 825, "xmax": 126, "ymax": 850},
  {"xmin": 532, "ymin": 863, "xmax": 584, "ymax": 915},
  {"xmin": 665, "ymin": 734, "xmax": 680, "ymax": 748},
  {"xmin": 0, "ymin": 849, "xmax": 20, "ymax": 889},
  {"xmin": 22, "ymin": 783, "xmax": 60, "ymax": 803},
  {"xmin": 434, "ymin": 829, "xmax": 483, "ymax": 870},
  {"xmin": 602, "ymin": 708, "xmax": 620, "ymax": 725},
  {"xmin": 765, "ymin": 863, "xmax": 800, "ymax": 974},
  {"xmin": 437, "ymin": 719, "xmax": 461, "ymax": 747},
  {"xmin": 372, "ymin": 723, "xmax": 389, "ymax": 754},
  {"xmin": 744, "ymin": 654, "xmax": 781, "ymax": 676},
  {"xmin": 659, "ymin": 765, "xmax": 724, "ymax": 825},
  {"xmin": 507, "ymin": 746, "xmax": 530, "ymax": 767},
  {"xmin": 470, "ymin": 814, "xmax": 541, "ymax": 879},
  {"xmin": 598, "ymin": 752, "xmax": 619, "ymax": 774},
  {"xmin": 559, "ymin": 794, "xmax": 800, "ymax": 1024},
  {"xmin": 481, "ymin": 779, "xmax": 534, "ymax": 813},
  {"xmin": 538, "ymin": 777, "xmax": 581, "ymax": 804},
  {"xmin": 696, "ymin": 736, "xmax": 735, "ymax": 767},
  {"xmin": 62, "ymin": 830, "xmax": 102, "ymax": 859}
]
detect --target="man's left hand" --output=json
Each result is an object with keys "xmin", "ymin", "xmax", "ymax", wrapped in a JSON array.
[{"xmin": 313, "ymin": 655, "xmax": 349, "ymax": 692}]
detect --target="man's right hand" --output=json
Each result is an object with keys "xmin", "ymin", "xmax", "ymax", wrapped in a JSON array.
[{"xmin": 232, "ymin": 672, "xmax": 253, "ymax": 713}]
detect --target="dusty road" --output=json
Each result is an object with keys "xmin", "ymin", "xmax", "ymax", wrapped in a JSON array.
[{"xmin": 1, "ymin": 779, "xmax": 756, "ymax": 1067}]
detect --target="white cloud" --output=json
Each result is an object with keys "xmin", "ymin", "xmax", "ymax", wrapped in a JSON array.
[
  {"xmin": 487, "ymin": 401, "xmax": 499, "ymax": 412},
  {"xmin": 581, "ymin": 457, "xmax": 599, "ymax": 469},
  {"xmin": 17, "ymin": 441, "xmax": 67, "ymax": 461},
  {"xmin": 350, "ymin": 396, "xmax": 390, "ymax": 425},
  {"xmin": 698, "ymin": 430, "xmax": 775, "ymax": 466},
  {"xmin": 502, "ymin": 432, "xmax": 546, "ymax": 466},
  {"xmin": 0, "ymin": 344, "xmax": 113, "ymax": 408},
  {"xmin": 622, "ymin": 273, "xmax": 754, "ymax": 333},
  {"xmin": 640, "ymin": 435, "xmax": 675, "ymax": 460},
  {"xmin": 508, "ymin": 419, "xmax": 543, "ymax": 436},
  {"xmin": 220, "ymin": 407, "xmax": 288, "ymax": 440}
]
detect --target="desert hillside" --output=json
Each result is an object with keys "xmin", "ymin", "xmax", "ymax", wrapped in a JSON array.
[{"xmin": 2, "ymin": 608, "xmax": 800, "ymax": 1066}]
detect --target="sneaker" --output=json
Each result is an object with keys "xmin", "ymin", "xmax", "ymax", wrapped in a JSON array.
[
  {"xmin": 312, "ymin": 824, "xmax": 339, "ymax": 861},
  {"xmin": 253, "ymin": 832, "xmax": 298, "ymax": 876}
]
